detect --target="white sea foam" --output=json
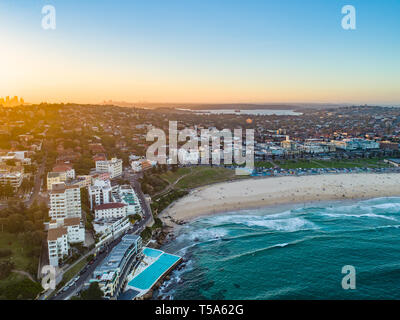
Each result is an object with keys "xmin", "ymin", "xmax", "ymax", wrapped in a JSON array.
[
  {"xmin": 200, "ymin": 209, "xmax": 316, "ymax": 231},
  {"xmin": 320, "ymin": 212, "xmax": 398, "ymax": 221}
]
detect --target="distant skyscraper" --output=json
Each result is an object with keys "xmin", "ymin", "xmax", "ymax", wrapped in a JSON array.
[{"xmin": 0, "ymin": 96, "xmax": 25, "ymax": 107}]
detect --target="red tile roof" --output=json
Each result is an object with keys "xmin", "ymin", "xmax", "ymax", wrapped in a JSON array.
[
  {"xmin": 52, "ymin": 164, "xmax": 73, "ymax": 172},
  {"xmin": 94, "ymin": 202, "xmax": 126, "ymax": 211},
  {"xmin": 47, "ymin": 227, "xmax": 67, "ymax": 241}
]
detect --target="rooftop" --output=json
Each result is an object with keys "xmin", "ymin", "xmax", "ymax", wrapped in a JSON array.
[
  {"xmin": 94, "ymin": 202, "xmax": 126, "ymax": 211},
  {"xmin": 94, "ymin": 234, "xmax": 141, "ymax": 275},
  {"xmin": 52, "ymin": 164, "xmax": 73, "ymax": 172},
  {"xmin": 47, "ymin": 227, "xmax": 67, "ymax": 241},
  {"xmin": 64, "ymin": 217, "xmax": 81, "ymax": 227}
]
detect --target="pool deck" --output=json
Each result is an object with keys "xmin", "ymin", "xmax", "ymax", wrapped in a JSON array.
[{"xmin": 123, "ymin": 247, "xmax": 182, "ymax": 299}]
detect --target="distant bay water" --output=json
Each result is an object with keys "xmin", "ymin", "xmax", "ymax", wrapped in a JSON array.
[
  {"xmin": 178, "ymin": 108, "xmax": 303, "ymax": 116},
  {"xmin": 155, "ymin": 197, "xmax": 400, "ymax": 300}
]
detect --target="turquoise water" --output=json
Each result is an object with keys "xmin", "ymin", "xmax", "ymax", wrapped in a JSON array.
[
  {"xmin": 143, "ymin": 247, "xmax": 163, "ymax": 258},
  {"xmin": 155, "ymin": 197, "xmax": 400, "ymax": 299},
  {"xmin": 128, "ymin": 253, "xmax": 181, "ymax": 290}
]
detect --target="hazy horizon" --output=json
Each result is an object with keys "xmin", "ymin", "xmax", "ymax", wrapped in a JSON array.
[{"xmin": 1, "ymin": 0, "xmax": 400, "ymax": 105}]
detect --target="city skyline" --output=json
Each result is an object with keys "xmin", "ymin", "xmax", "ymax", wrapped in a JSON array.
[{"xmin": 1, "ymin": 0, "xmax": 400, "ymax": 105}]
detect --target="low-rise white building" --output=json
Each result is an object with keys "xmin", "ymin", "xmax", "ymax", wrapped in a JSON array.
[
  {"xmin": 95, "ymin": 157, "xmax": 123, "ymax": 179},
  {"xmin": 94, "ymin": 202, "xmax": 128, "ymax": 219},
  {"xmin": 94, "ymin": 217, "xmax": 131, "ymax": 248},
  {"xmin": 130, "ymin": 159, "xmax": 156, "ymax": 172}
]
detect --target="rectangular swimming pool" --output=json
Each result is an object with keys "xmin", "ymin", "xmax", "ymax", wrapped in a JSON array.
[
  {"xmin": 143, "ymin": 247, "xmax": 163, "ymax": 258},
  {"xmin": 128, "ymin": 253, "xmax": 181, "ymax": 290}
]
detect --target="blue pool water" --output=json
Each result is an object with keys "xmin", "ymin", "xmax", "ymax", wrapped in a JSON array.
[
  {"xmin": 143, "ymin": 247, "xmax": 163, "ymax": 258},
  {"xmin": 155, "ymin": 197, "xmax": 400, "ymax": 299},
  {"xmin": 129, "ymin": 253, "xmax": 181, "ymax": 290}
]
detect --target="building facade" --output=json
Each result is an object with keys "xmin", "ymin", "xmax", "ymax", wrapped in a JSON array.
[
  {"xmin": 94, "ymin": 202, "xmax": 128, "ymax": 219},
  {"xmin": 88, "ymin": 179, "xmax": 113, "ymax": 210},
  {"xmin": 47, "ymin": 227, "xmax": 69, "ymax": 267},
  {"xmin": 91, "ymin": 234, "xmax": 143, "ymax": 298},
  {"xmin": 49, "ymin": 183, "xmax": 82, "ymax": 219},
  {"xmin": 95, "ymin": 157, "xmax": 123, "ymax": 179}
]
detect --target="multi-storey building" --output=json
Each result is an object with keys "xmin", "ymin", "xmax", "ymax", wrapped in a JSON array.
[
  {"xmin": 88, "ymin": 179, "xmax": 113, "ymax": 210},
  {"xmin": 94, "ymin": 217, "xmax": 131, "ymax": 248},
  {"xmin": 48, "ymin": 217, "xmax": 85, "ymax": 244},
  {"xmin": 95, "ymin": 157, "xmax": 123, "ymax": 179},
  {"xmin": 52, "ymin": 164, "xmax": 76, "ymax": 180},
  {"xmin": 47, "ymin": 172, "xmax": 62, "ymax": 191},
  {"xmin": 112, "ymin": 185, "xmax": 142, "ymax": 216},
  {"xmin": 0, "ymin": 166, "xmax": 24, "ymax": 189},
  {"xmin": 330, "ymin": 138, "xmax": 380, "ymax": 151},
  {"xmin": 47, "ymin": 227, "xmax": 69, "ymax": 267},
  {"xmin": 76, "ymin": 175, "xmax": 92, "ymax": 188},
  {"xmin": 49, "ymin": 183, "xmax": 81, "ymax": 219},
  {"xmin": 47, "ymin": 164, "xmax": 76, "ymax": 190},
  {"xmin": 91, "ymin": 234, "xmax": 142, "ymax": 299}
]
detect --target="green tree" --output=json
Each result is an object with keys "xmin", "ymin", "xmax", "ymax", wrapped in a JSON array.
[{"xmin": 80, "ymin": 282, "xmax": 103, "ymax": 300}]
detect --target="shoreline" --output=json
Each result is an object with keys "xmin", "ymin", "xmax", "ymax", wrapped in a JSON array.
[{"xmin": 159, "ymin": 173, "xmax": 400, "ymax": 227}]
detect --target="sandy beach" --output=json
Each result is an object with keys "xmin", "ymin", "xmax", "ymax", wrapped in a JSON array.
[{"xmin": 160, "ymin": 173, "xmax": 400, "ymax": 225}]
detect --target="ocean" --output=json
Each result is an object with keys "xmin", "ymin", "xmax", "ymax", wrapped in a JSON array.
[
  {"xmin": 154, "ymin": 197, "xmax": 400, "ymax": 300},
  {"xmin": 177, "ymin": 108, "xmax": 303, "ymax": 116}
]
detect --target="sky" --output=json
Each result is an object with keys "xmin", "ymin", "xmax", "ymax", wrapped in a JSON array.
[{"xmin": 1, "ymin": 0, "xmax": 399, "ymax": 105}]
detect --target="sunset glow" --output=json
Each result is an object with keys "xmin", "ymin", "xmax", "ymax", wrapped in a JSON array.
[{"xmin": 1, "ymin": 0, "xmax": 400, "ymax": 104}]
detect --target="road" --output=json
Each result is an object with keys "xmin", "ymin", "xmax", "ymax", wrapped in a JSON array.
[
  {"xmin": 25, "ymin": 153, "xmax": 47, "ymax": 207},
  {"xmin": 49, "ymin": 169, "xmax": 153, "ymax": 300},
  {"xmin": 123, "ymin": 168, "xmax": 154, "ymax": 228}
]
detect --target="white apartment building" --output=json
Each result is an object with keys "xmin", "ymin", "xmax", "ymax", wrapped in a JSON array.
[
  {"xmin": 0, "ymin": 151, "xmax": 31, "ymax": 165},
  {"xmin": 0, "ymin": 168, "xmax": 24, "ymax": 189},
  {"xmin": 130, "ymin": 159, "xmax": 155, "ymax": 173},
  {"xmin": 48, "ymin": 217, "xmax": 85, "ymax": 244},
  {"xmin": 64, "ymin": 217, "xmax": 85, "ymax": 243},
  {"xmin": 49, "ymin": 183, "xmax": 82, "ymax": 219},
  {"xmin": 94, "ymin": 202, "xmax": 128, "ymax": 219},
  {"xmin": 47, "ymin": 227, "xmax": 69, "ymax": 267},
  {"xmin": 95, "ymin": 157, "xmax": 123, "ymax": 179},
  {"xmin": 88, "ymin": 179, "xmax": 113, "ymax": 210},
  {"xmin": 112, "ymin": 185, "xmax": 142, "ymax": 216},
  {"xmin": 94, "ymin": 217, "xmax": 131, "ymax": 248}
]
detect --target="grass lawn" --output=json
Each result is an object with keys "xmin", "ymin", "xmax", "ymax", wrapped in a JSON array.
[
  {"xmin": 175, "ymin": 166, "xmax": 241, "ymax": 190},
  {"xmin": 0, "ymin": 232, "xmax": 37, "ymax": 272},
  {"xmin": 278, "ymin": 160, "xmax": 325, "ymax": 169},
  {"xmin": 160, "ymin": 167, "xmax": 192, "ymax": 184},
  {"xmin": 276, "ymin": 158, "xmax": 390, "ymax": 170},
  {"xmin": 314, "ymin": 158, "xmax": 390, "ymax": 169},
  {"xmin": 254, "ymin": 161, "xmax": 275, "ymax": 168}
]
